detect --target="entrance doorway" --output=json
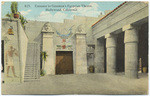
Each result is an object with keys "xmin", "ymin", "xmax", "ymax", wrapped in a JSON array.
[
  {"xmin": 56, "ymin": 51, "xmax": 73, "ymax": 74},
  {"xmin": 138, "ymin": 23, "xmax": 148, "ymax": 73},
  {"xmin": 1, "ymin": 40, "xmax": 4, "ymax": 73}
]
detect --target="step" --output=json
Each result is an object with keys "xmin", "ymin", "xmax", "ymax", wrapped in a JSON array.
[
  {"xmin": 25, "ymin": 69, "xmax": 35, "ymax": 71},
  {"xmin": 24, "ymin": 74, "xmax": 36, "ymax": 76},
  {"xmin": 25, "ymin": 67, "xmax": 36, "ymax": 69},
  {"xmin": 25, "ymin": 68, "xmax": 37, "ymax": 70},
  {"xmin": 24, "ymin": 73, "xmax": 37, "ymax": 76},
  {"xmin": 25, "ymin": 66, "xmax": 36, "ymax": 67},
  {"xmin": 25, "ymin": 65, "xmax": 38, "ymax": 67},
  {"xmin": 24, "ymin": 76, "xmax": 35, "ymax": 78},
  {"xmin": 24, "ymin": 74, "xmax": 36, "ymax": 77},
  {"xmin": 24, "ymin": 73, "xmax": 36, "ymax": 75},
  {"xmin": 25, "ymin": 68, "xmax": 36, "ymax": 70},
  {"xmin": 24, "ymin": 77, "xmax": 37, "ymax": 79},
  {"xmin": 25, "ymin": 69, "xmax": 34, "ymax": 71},
  {"xmin": 24, "ymin": 79, "xmax": 40, "ymax": 82},
  {"xmin": 25, "ymin": 64, "xmax": 37, "ymax": 65},
  {"xmin": 24, "ymin": 71, "xmax": 36, "ymax": 73},
  {"xmin": 24, "ymin": 72, "xmax": 35, "ymax": 74}
]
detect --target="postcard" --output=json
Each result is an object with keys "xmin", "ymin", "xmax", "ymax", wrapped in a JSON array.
[{"xmin": 1, "ymin": 1, "xmax": 149, "ymax": 95}]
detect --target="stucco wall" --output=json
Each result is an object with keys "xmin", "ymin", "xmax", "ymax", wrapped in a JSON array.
[
  {"xmin": 2, "ymin": 19, "xmax": 21, "ymax": 83},
  {"xmin": 2, "ymin": 19, "xmax": 28, "ymax": 83},
  {"xmin": 18, "ymin": 22, "xmax": 28, "ymax": 82}
]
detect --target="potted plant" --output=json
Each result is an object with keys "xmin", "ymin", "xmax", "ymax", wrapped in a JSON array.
[
  {"xmin": 143, "ymin": 66, "xmax": 147, "ymax": 73},
  {"xmin": 89, "ymin": 65, "xmax": 95, "ymax": 73},
  {"xmin": 41, "ymin": 51, "xmax": 48, "ymax": 76},
  {"xmin": 5, "ymin": 12, "xmax": 14, "ymax": 19},
  {"xmin": 11, "ymin": 2, "xmax": 19, "ymax": 18},
  {"xmin": 40, "ymin": 69, "xmax": 46, "ymax": 76},
  {"xmin": 5, "ymin": 2, "xmax": 28, "ymax": 29}
]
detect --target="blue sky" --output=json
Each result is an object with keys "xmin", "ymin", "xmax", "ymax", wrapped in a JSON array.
[{"xmin": 2, "ymin": 1, "xmax": 123, "ymax": 22}]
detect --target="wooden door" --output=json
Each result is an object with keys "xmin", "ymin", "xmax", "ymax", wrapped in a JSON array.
[{"xmin": 56, "ymin": 51, "xmax": 73, "ymax": 74}]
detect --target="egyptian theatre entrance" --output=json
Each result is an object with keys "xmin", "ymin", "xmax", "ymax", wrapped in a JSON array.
[{"xmin": 41, "ymin": 22, "xmax": 81, "ymax": 75}]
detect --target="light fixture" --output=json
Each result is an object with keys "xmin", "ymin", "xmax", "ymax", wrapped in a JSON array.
[{"xmin": 8, "ymin": 26, "xmax": 14, "ymax": 35}]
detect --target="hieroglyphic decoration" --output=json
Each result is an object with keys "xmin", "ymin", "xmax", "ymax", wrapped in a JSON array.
[
  {"xmin": 56, "ymin": 45, "xmax": 62, "ymax": 50},
  {"xmin": 67, "ymin": 45, "xmax": 73, "ymax": 50},
  {"xmin": 56, "ymin": 45, "xmax": 73, "ymax": 50},
  {"xmin": 55, "ymin": 25, "xmax": 74, "ymax": 39}
]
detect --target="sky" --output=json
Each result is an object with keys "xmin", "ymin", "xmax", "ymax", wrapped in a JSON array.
[{"xmin": 1, "ymin": 1, "xmax": 123, "ymax": 23}]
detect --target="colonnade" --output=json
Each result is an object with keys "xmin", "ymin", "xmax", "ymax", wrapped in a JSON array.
[{"xmin": 95, "ymin": 24, "xmax": 139, "ymax": 78}]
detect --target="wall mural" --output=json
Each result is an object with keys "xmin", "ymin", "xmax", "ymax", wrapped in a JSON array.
[
  {"xmin": 5, "ymin": 46, "xmax": 18, "ymax": 78},
  {"xmin": 55, "ymin": 25, "xmax": 74, "ymax": 50}
]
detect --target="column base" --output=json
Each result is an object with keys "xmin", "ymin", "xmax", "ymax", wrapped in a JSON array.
[
  {"xmin": 125, "ymin": 69, "xmax": 138, "ymax": 79},
  {"xmin": 107, "ymin": 66, "xmax": 116, "ymax": 74},
  {"xmin": 94, "ymin": 67, "xmax": 104, "ymax": 73},
  {"xmin": 94, "ymin": 67, "xmax": 100, "ymax": 73},
  {"xmin": 107, "ymin": 69, "xmax": 116, "ymax": 74},
  {"xmin": 76, "ymin": 66, "xmax": 87, "ymax": 74}
]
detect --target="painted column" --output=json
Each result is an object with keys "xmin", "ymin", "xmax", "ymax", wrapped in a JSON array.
[
  {"xmin": 42, "ymin": 23, "xmax": 55, "ymax": 75},
  {"xmin": 94, "ymin": 38, "xmax": 105, "ymax": 73},
  {"xmin": 75, "ymin": 32, "xmax": 87, "ymax": 74},
  {"xmin": 123, "ymin": 24, "xmax": 138, "ymax": 78},
  {"xmin": 105, "ymin": 34, "xmax": 116, "ymax": 74}
]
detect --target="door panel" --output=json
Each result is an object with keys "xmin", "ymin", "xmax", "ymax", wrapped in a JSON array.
[{"xmin": 56, "ymin": 51, "xmax": 73, "ymax": 74}]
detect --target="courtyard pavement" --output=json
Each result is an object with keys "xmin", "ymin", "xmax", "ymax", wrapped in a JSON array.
[{"xmin": 1, "ymin": 73, "xmax": 148, "ymax": 95}]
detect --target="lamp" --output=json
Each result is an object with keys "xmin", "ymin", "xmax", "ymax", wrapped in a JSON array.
[{"xmin": 8, "ymin": 26, "xmax": 14, "ymax": 35}]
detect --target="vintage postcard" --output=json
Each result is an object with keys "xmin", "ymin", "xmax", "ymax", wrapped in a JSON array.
[{"xmin": 1, "ymin": 0, "xmax": 149, "ymax": 95}]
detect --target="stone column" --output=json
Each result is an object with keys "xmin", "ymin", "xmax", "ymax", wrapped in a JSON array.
[
  {"xmin": 42, "ymin": 23, "xmax": 55, "ymax": 75},
  {"xmin": 94, "ymin": 38, "xmax": 105, "ymax": 73},
  {"xmin": 123, "ymin": 24, "xmax": 138, "ymax": 78},
  {"xmin": 75, "ymin": 32, "xmax": 87, "ymax": 74},
  {"xmin": 105, "ymin": 34, "xmax": 116, "ymax": 74}
]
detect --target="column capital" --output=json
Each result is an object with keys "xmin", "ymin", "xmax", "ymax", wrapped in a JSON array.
[
  {"xmin": 123, "ymin": 25, "xmax": 139, "ymax": 43},
  {"xmin": 105, "ymin": 33, "xmax": 111, "ymax": 38},
  {"xmin": 105, "ymin": 34, "xmax": 117, "ymax": 48},
  {"xmin": 105, "ymin": 33, "xmax": 116, "ymax": 39},
  {"xmin": 122, "ymin": 24, "xmax": 134, "ymax": 31},
  {"xmin": 122, "ymin": 24, "xmax": 140, "ymax": 31}
]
